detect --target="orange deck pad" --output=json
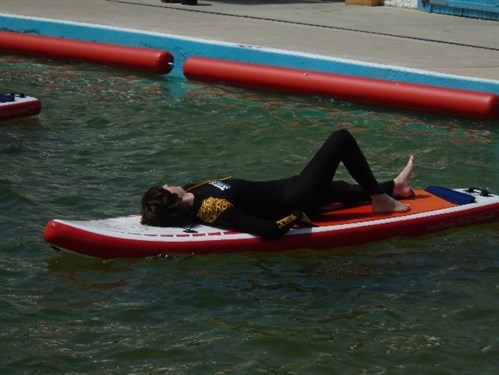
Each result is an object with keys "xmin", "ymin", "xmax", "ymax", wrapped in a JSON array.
[{"xmin": 313, "ymin": 190, "xmax": 457, "ymax": 226}]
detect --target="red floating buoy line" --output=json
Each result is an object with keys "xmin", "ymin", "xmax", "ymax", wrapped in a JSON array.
[
  {"xmin": 1, "ymin": 30, "xmax": 497, "ymax": 120},
  {"xmin": 0, "ymin": 31, "xmax": 174, "ymax": 74},
  {"xmin": 183, "ymin": 56, "xmax": 499, "ymax": 121}
]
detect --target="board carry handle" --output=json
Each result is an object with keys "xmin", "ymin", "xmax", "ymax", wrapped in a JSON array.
[{"xmin": 467, "ymin": 187, "xmax": 490, "ymax": 197}]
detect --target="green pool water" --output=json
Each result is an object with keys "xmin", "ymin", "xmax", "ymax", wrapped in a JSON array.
[{"xmin": 1, "ymin": 55, "xmax": 498, "ymax": 374}]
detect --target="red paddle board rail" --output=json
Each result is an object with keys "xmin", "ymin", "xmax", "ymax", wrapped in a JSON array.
[
  {"xmin": 183, "ymin": 56, "xmax": 499, "ymax": 120},
  {"xmin": 0, "ymin": 31, "xmax": 174, "ymax": 74}
]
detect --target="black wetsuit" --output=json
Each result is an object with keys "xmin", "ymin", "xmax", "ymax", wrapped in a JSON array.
[{"xmin": 189, "ymin": 129, "xmax": 395, "ymax": 239}]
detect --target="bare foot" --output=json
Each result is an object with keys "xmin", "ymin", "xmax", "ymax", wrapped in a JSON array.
[
  {"xmin": 372, "ymin": 194, "xmax": 410, "ymax": 213},
  {"xmin": 393, "ymin": 155, "xmax": 414, "ymax": 198}
]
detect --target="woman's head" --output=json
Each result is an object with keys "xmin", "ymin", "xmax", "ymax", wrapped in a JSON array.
[{"xmin": 141, "ymin": 186, "xmax": 193, "ymax": 227}]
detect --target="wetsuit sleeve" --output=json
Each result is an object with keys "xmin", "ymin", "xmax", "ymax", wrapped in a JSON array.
[
  {"xmin": 195, "ymin": 197, "xmax": 303, "ymax": 239},
  {"xmin": 216, "ymin": 207, "xmax": 304, "ymax": 239}
]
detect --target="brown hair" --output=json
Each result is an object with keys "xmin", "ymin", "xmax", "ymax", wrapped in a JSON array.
[{"xmin": 140, "ymin": 187, "xmax": 194, "ymax": 227}]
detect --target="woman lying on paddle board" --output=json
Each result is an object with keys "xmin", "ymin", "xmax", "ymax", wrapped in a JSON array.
[{"xmin": 141, "ymin": 129, "xmax": 414, "ymax": 239}]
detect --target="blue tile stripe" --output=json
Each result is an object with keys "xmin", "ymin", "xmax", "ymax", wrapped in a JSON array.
[
  {"xmin": 418, "ymin": 0, "xmax": 498, "ymax": 20},
  {"xmin": 1, "ymin": 13, "xmax": 498, "ymax": 94}
]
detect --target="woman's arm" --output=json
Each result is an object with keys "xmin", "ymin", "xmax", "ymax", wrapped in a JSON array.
[
  {"xmin": 216, "ymin": 206, "xmax": 304, "ymax": 239},
  {"xmin": 194, "ymin": 197, "xmax": 304, "ymax": 239}
]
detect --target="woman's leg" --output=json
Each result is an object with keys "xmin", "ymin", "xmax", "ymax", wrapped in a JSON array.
[
  {"xmin": 289, "ymin": 129, "xmax": 410, "ymax": 212},
  {"xmin": 325, "ymin": 180, "xmax": 395, "ymax": 205},
  {"xmin": 297, "ymin": 129, "xmax": 384, "ymax": 196},
  {"xmin": 393, "ymin": 155, "xmax": 414, "ymax": 198},
  {"xmin": 326, "ymin": 155, "xmax": 415, "ymax": 204}
]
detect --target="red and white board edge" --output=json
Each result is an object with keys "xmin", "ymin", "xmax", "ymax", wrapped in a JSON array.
[
  {"xmin": 0, "ymin": 94, "xmax": 41, "ymax": 121},
  {"xmin": 43, "ymin": 187, "xmax": 499, "ymax": 258}
]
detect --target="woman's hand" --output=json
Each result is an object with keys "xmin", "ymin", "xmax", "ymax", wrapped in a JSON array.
[{"xmin": 297, "ymin": 212, "xmax": 317, "ymax": 227}]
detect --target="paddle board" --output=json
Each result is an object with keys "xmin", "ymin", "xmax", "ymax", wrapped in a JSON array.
[
  {"xmin": 0, "ymin": 93, "xmax": 41, "ymax": 121},
  {"xmin": 43, "ymin": 187, "xmax": 499, "ymax": 258}
]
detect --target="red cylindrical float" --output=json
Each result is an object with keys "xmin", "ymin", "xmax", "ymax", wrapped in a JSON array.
[
  {"xmin": 0, "ymin": 31, "xmax": 174, "ymax": 74},
  {"xmin": 183, "ymin": 56, "xmax": 499, "ymax": 120}
]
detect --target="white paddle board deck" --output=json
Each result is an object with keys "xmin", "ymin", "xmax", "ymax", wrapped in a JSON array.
[{"xmin": 43, "ymin": 187, "xmax": 499, "ymax": 258}]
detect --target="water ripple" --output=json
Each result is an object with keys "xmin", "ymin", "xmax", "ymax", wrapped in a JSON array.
[{"xmin": 1, "ymin": 55, "xmax": 498, "ymax": 374}]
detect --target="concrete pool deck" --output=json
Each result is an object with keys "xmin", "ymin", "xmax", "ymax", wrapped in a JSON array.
[{"xmin": 1, "ymin": 0, "xmax": 498, "ymax": 89}]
